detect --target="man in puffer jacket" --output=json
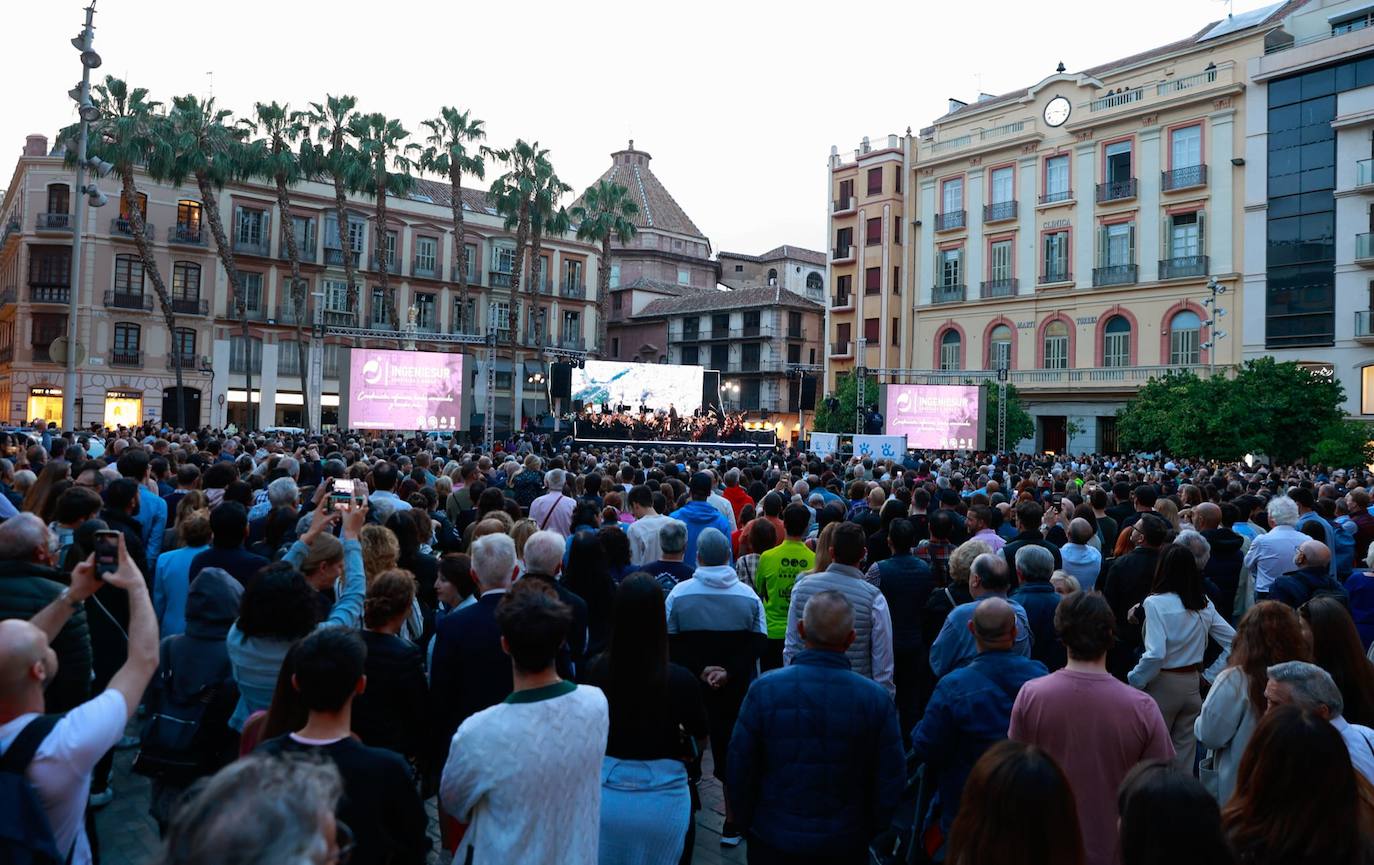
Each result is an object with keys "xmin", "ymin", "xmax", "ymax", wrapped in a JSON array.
[{"xmin": 728, "ymin": 589, "xmax": 904, "ymax": 863}]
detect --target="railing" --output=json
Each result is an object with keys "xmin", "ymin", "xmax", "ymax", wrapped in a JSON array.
[
  {"xmin": 1039, "ymin": 188, "xmax": 1073, "ymax": 204},
  {"xmin": 832, "ymin": 196, "xmax": 855, "ymax": 213},
  {"xmin": 323, "ymin": 309, "xmax": 356, "ymax": 327},
  {"xmin": 0, "ymin": 346, "xmax": 13, "ymax": 364},
  {"xmin": 980, "ymin": 278, "xmax": 1017, "ymax": 299},
  {"xmin": 557, "ymin": 334, "xmax": 586, "ymax": 350},
  {"xmin": 29, "ymin": 285, "xmax": 70, "ymax": 304},
  {"xmin": 375, "ymin": 256, "xmax": 400, "ymax": 274},
  {"xmin": 323, "ymin": 248, "xmax": 361, "ymax": 267},
  {"xmin": 1157, "ymin": 68, "xmax": 1218, "ymax": 95},
  {"xmin": 168, "ymin": 223, "xmax": 206, "ymax": 245},
  {"xmin": 229, "ymin": 358, "xmax": 263, "ymax": 374},
  {"xmin": 490, "ymin": 271, "xmax": 513, "ymax": 288},
  {"xmin": 1089, "ymin": 87, "xmax": 1144, "ymax": 112},
  {"xmin": 786, "ymin": 327, "xmax": 807, "ymax": 340},
  {"xmin": 980, "ymin": 121, "xmax": 1025, "ymax": 141},
  {"xmin": 165, "ymin": 354, "xmax": 197, "ymax": 370},
  {"xmin": 280, "ymin": 242, "xmax": 318, "ymax": 264},
  {"xmin": 1162, "ymin": 164, "xmax": 1207, "ymax": 191},
  {"xmin": 829, "ymin": 340, "xmax": 852, "ymax": 355},
  {"xmin": 0, "ymin": 287, "xmax": 15, "ymax": 306},
  {"xmin": 1360, "ymin": 159, "xmax": 1374, "ymax": 189},
  {"xmin": 171, "ymin": 297, "xmax": 208, "ymax": 316},
  {"xmin": 930, "ymin": 134, "xmax": 973, "ymax": 154},
  {"xmin": 371, "ymin": 309, "xmax": 392, "ymax": 327},
  {"xmin": 983, "ymin": 201, "xmax": 1018, "ymax": 223},
  {"xmin": 1159, "ymin": 255, "xmax": 1209, "ymax": 279},
  {"xmin": 1096, "ymin": 178, "xmax": 1138, "ymax": 203},
  {"xmin": 894, "ymin": 364, "xmax": 1235, "ymax": 387},
  {"xmin": 1356, "ymin": 309, "xmax": 1374, "ymax": 339},
  {"xmin": 275, "ymin": 302, "xmax": 308, "ymax": 323},
  {"xmin": 413, "ymin": 257, "xmax": 439, "ymax": 279},
  {"xmin": 36, "ymin": 213, "xmax": 71, "ymax": 231},
  {"xmin": 932, "ymin": 283, "xmax": 966, "ymax": 304},
  {"xmin": 831, "ymin": 291, "xmax": 852, "ymax": 308},
  {"xmin": 935, "ymin": 211, "xmax": 966, "ymax": 231},
  {"xmin": 104, "ymin": 291, "xmax": 152, "ymax": 310},
  {"xmin": 32, "ymin": 343, "xmax": 57, "ymax": 364},
  {"xmin": 1358, "ymin": 233, "xmax": 1374, "ymax": 261},
  {"xmin": 1, "ymin": 219, "xmax": 19, "ymax": 245},
  {"xmin": 111, "ymin": 217, "xmax": 152, "ymax": 238},
  {"xmin": 560, "ymin": 280, "xmax": 586, "ymax": 299},
  {"xmin": 233, "ymin": 235, "xmax": 271, "ymax": 257},
  {"xmin": 1092, "ymin": 264, "xmax": 1138, "ymax": 287},
  {"xmin": 1039, "ymin": 269, "xmax": 1072, "ymax": 285},
  {"xmin": 832, "ymin": 245, "xmax": 852, "ymax": 261},
  {"xmin": 110, "ymin": 349, "xmax": 142, "ymax": 367}
]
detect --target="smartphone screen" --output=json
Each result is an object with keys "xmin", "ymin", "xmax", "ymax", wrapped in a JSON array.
[
  {"xmin": 94, "ymin": 530, "xmax": 120, "ymax": 577},
  {"xmin": 329, "ymin": 478, "xmax": 353, "ymax": 511}
]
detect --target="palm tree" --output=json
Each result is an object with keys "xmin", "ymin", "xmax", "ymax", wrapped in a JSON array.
[
  {"xmin": 159, "ymin": 94, "xmax": 257, "ymax": 429},
  {"xmin": 303, "ymin": 96, "xmax": 366, "ymax": 318},
  {"xmin": 526, "ymin": 158, "xmax": 571, "ymax": 348},
  {"xmin": 573, "ymin": 180, "xmax": 639, "ymax": 356},
  {"xmin": 489, "ymin": 140, "xmax": 547, "ymax": 435},
  {"xmin": 74, "ymin": 77, "xmax": 189, "ymax": 428},
  {"xmin": 418, "ymin": 108, "xmax": 487, "ymax": 334},
  {"xmin": 247, "ymin": 101, "xmax": 313, "ymax": 431},
  {"xmin": 350, "ymin": 112, "xmax": 416, "ymax": 329}
]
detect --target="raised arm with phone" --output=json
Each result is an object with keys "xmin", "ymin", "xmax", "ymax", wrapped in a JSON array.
[{"xmin": 281, "ymin": 482, "xmax": 369, "ymax": 629}]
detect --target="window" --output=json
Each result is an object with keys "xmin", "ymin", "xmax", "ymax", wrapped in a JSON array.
[
  {"xmin": 677, "ymin": 268, "xmax": 690, "ymax": 286},
  {"xmin": 384, "ymin": 230, "xmax": 397, "ymax": 268},
  {"xmin": 1333, "ymin": 9, "xmax": 1374, "ymax": 34},
  {"xmin": 865, "ymin": 267, "xmax": 881, "ymax": 294},
  {"xmin": 1171, "ymin": 125, "xmax": 1202, "ymax": 169},
  {"xmin": 681, "ymin": 345, "xmax": 698, "ymax": 365},
  {"xmin": 1104, "ymin": 140, "xmax": 1133, "ymax": 184},
  {"xmin": 611, "ymin": 337, "xmax": 620, "ymax": 357},
  {"xmin": 734, "ymin": 264, "xmax": 744, "ymax": 273},
  {"xmin": 323, "ymin": 213, "xmax": 363, "ymax": 252},
  {"xmin": 113, "ymin": 323, "xmax": 140, "ymax": 352},
  {"xmin": 941, "ymin": 178, "xmax": 963, "ymax": 215},
  {"xmin": 892, "ymin": 265, "xmax": 900, "ymax": 295},
  {"xmin": 867, "ymin": 167, "xmax": 883, "ymax": 195},
  {"xmin": 462, "ymin": 243, "xmax": 478, "ymax": 281},
  {"xmin": 1103, "ymin": 315, "xmax": 1131, "ymax": 368},
  {"xmin": 229, "ymin": 335, "xmax": 262, "ymax": 373},
  {"xmin": 493, "ymin": 246, "xmax": 515, "ymax": 273},
  {"xmin": 711, "ymin": 314, "xmax": 729, "ymax": 337},
  {"xmin": 741, "ymin": 343, "xmax": 761, "ymax": 371},
  {"xmin": 173, "ymin": 328, "xmax": 196, "ymax": 359},
  {"xmin": 452, "ymin": 297, "xmax": 475, "ymax": 332},
  {"xmin": 741, "ymin": 379, "xmax": 761, "ymax": 411},
  {"xmin": 1044, "ymin": 155, "xmax": 1070, "ymax": 201},
  {"xmin": 279, "ymin": 339, "xmax": 302, "ymax": 376},
  {"xmin": 939, "ymin": 247, "xmax": 963, "ymax": 287},
  {"xmin": 46, "ymin": 184, "xmax": 69, "ymax": 215},
  {"xmin": 1167, "ymin": 211, "xmax": 1204, "ymax": 259},
  {"xmin": 288, "ymin": 216, "xmax": 315, "ymax": 256},
  {"xmin": 990, "ymin": 166, "xmax": 1014, "ymax": 204},
  {"xmin": 612, "ymin": 293, "xmax": 623, "ymax": 313},
  {"xmin": 172, "ymin": 262, "xmax": 200, "ymax": 301},
  {"xmin": 767, "ymin": 268, "xmax": 779, "ymax": 285},
  {"xmin": 836, "ymin": 274, "xmax": 852, "ymax": 300},
  {"xmin": 29, "ymin": 247, "xmax": 71, "ymax": 286},
  {"xmin": 113, "ymin": 255, "xmax": 144, "ymax": 296},
  {"xmin": 324, "ymin": 343, "xmax": 342, "ymax": 378},
  {"xmin": 414, "ymin": 292, "xmax": 436, "ymax": 330},
  {"xmin": 1043, "ymin": 320, "xmax": 1069, "ymax": 370},
  {"xmin": 235, "ymin": 206, "xmax": 267, "ymax": 248},
  {"xmin": 891, "ymin": 317, "xmax": 900, "ymax": 344},
  {"xmin": 989, "ymin": 324, "xmax": 1012, "ymax": 370},
  {"xmin": 370, "ymin": 287, "xmax": 389, "ymax": 325},
  {"xmin": 490, "ymin": 300, "xmax": 511, "ymax": 333},
  {"xmin": 176, "ymin": 200, "xmax": 201, "ymax": 232},
  {"xmin": 836, "ymin": 321, "xmax": 852, "ymax": 349},
  {"xmin": 939, "ymin": 330, "xmax": 961, "ymax": 371},
  {"xmin": 989, "ymin": 239, "xmax": 1013, "ymax": 284},
  {"xmin": 32, "ymin": 314, "xmax": 66, "ymax": 348},
  {"xmin": 683, "ymin": 316, "xmax": 699, "ymax": 338},
  {"xmin": 839, "ymin": 179, "xmax": 854, "ymax": 202},
  {"xmin": 119, "ymin": 192, "xmax": 147, "ymax": 221},
  {"xmin": 610, "ymin": 263, "xmax": 621, "ymax": 288},
  {"xmin": 743, "ymin": 310, "xmax": 761, "ymax": 334},
  {"xmin": 710, "ymin": 344, "xmax": 728, "ymax": 371},
  {"xmin": 1169, "ymin": 310, "xmax": 1202, "ymax": 365},
  {"xmin": 893, "ymin": 218, "xmax": 903, "ymax": 244},
  {"xmin": 415, "ymin": 236, "xmax": 437, "ymax": 274},
  {"xmin": 805, "ymin": 272, "xmax": 823, "ymax": 295},
  {"xmin": 324, "ymin": 280, "xmax": 351, "ymax": 312},
  {"xmin": 866, "ymin": 218, "xmax": 882, "ymax": 245},
  {"xmin": 1099, "ymin": 222, "xmax": 1135, "ymax": 267},
  {"xmin": 863, "ymin": 317, "xmax": 880, "ymax": 342},
  {"xmin": 787, "ymin": 343, "xmax": 801, "ymax": 364},
  {"xmin": 1043, "ymin": 230, "xmax": 1070, "ymax": 282},
  {"xmin": 836, "ymin": 226, "xmax": 854, "ymax": 250},
  {"xmin": 561, "ymin": 310, "xmax": 580, "ymax": 343},
  {"xmin": 239, "ymin": 273, "xmax": 263, "ymax": 312}
]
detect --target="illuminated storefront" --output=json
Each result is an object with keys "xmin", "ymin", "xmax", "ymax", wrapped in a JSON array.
[
  {"xmin": 26, "ymin": 386, "xmax": 62, "ymax": 428},
  {"xmin": 102, "ymin": 389, "xmax": 143, "ymax": 429}
]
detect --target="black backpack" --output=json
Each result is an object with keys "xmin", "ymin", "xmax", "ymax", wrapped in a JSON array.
[
  {"xmin": 131, "ymin": 641, "xmax": 237, "ymax": 785},
  {"xmin": 0, "ymin": 714, "xmax": 68, "ymax": 865}
]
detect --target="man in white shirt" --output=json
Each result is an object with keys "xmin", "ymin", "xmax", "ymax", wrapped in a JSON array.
[
  {"xmin": 366, "ymin": 461, "xmax": 411, "ymax": 521},
  {"xmin": 0, "ymin": 534, "xmax": 158, "ymax": 865},
  {"xmin": 706, "ymin": 471, "xmax": 738, "ymax": 533},
  {"xmin": 1265, "ymin": 660, "xmax": 1374, "ymax": 784},
  {"xmin": 529, "ymin": 469, "xmax": 576, "ymax": 537},
  {"xmin": 1244, "ymin": 496, "xmax": 1307, "ymax": 596},
  {"xmin": 1061, "ymin": 518, "xmax": 1104, "ymax": 591},
  {"xmin": 625, "ymin": 484, "xmax": 684, "ymax": 566}
]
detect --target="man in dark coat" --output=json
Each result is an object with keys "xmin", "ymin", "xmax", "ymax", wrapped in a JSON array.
[
  {"xmin": 1001, "ymin": 501, "xmax": 1062, "ymax": 583},
  {"xmin": 1197, "ymin": 502, "xmax": 1244, "ymax": 622},
  {"xmin": 874, "ymin": 518, "xmax": 936, "ymax": 738},
  {"xmin": 1100, "ymin": 513, "xmax": 1169, "ymax": 680}
]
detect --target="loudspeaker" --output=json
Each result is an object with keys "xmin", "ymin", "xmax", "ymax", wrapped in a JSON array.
[
  {"xmin": 702, "ymin": 370, "xmax": 721, "ymax": 411},
  {"xmin": 800, "ymin": 376, "xmax": 817, "ymax": 411},
  {"xmin": 549, "ymin": 362, "xmax": 572, "ymax": 399}
]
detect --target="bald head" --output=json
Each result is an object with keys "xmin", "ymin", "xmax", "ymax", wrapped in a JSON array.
[
  {"xmin": 1067, "ymin": 517, "xmax": 1094, "ymax": 545},
  {"xmin": 800, "ymin": 590, "xmax": 856, "ymax": 652},
  {"xmin": 0, "ymin": 618, "xmax": 53, "ymax": 710},
  {"xmin": 1297, "ymin": 539, "xmax": 1331, "ymax": 569},
  {"xmin": 969, "ymin": 597, "xmax": 1017, "ymax": 651},
  {"xmin": 1193, "ymin": 502, "xmax": 1221, "ymax": 531}
]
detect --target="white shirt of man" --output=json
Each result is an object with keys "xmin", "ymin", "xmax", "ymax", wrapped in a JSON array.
[
  {"xmin": 626, "ymin": 513, "xmax": 685, "ymax": 566},
  {"xmin": 0, "ymin": 690, "xmax": 127, "ymax": 864},
  {"xmin": 1334, "ymin": 715, "xmax": 1374, "ymax": 785},
  {"xmin": 530, "ymin": 490, "xmax": 576, "ymax": 537},
  {"xmin": 1243, "ymin": 523, "xmax": 1307, "ymax": 594}
]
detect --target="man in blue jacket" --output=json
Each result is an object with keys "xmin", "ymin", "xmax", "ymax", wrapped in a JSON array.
[
  {"xmin": 727, "ymin": 590, "xmax": 904, "ymax": 864},
  {"xmin": 909, "ymin": 597, "xmax": 1046, "ymax": 840},
  {"xmin": 674, "ymin": 471, "xmax": 732, "ymax": 567}
]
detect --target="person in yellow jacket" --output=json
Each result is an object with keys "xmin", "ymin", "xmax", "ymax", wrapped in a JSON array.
[{"xmin": 755, "ymin": 503, "xmax": 815, "ymax": 670}]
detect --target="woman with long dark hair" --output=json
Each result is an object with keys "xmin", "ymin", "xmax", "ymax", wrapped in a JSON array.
[
  {"xmin": 1128, "ymin": 541, "xmax": 1235, "ymax": 773},
  {"xmin": 567, "ymin": 530, "xmax": 615, "ymax": 657},
  {"xmin": 1223, "ymin": 705, "xmax": 1374, "ymax": 864},
  {"xmin": 582, "ymin": 573, "xmax": 707, "ymax": 865},
  {"xmin": 1300, "ymin": 596, "xmax": 1374, "ymax": 727},
  {"xmin": 1117, "ymin": 761, "xmax": 1234, "ymax": 865},
  {"xmin": 946, "ymin": 739, "xmax": 1084, "ymax": 865}
]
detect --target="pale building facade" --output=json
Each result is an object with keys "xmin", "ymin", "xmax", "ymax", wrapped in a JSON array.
[{"xmin": 718, "ymin": 245, "xmax": 827, "ymax": 305}]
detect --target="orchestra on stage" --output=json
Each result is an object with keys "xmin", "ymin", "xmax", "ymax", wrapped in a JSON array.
[{"xmin": 568, "ymin": 404, "xmax": 757, "ymax": 443}]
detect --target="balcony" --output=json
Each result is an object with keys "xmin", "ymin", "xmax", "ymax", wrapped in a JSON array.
[
  {"xmin": 831, "ymin": 291, "xmax": 853, "ymax": 310},
  {"xmin": 934, "ymin": 211, "xmax": 966, "ymax": 232},
  {"xmin": 324, "ymin": 309, "xmax": 357, "ymax": 327},
  {"xmin": 1360, "ymin": 159, "xmax": 1374, "ymax": 190},
  {"xmin": 557, "ymin": 334, "xmax": 586, "ymax": 350},
  {"xmin": 168, "ymin": 223, "xmax": 207, "ymax": 246},
  {"xmin": 324, "ymin": 248, "xmax": 361, "ymax": 268},
  {"xmin": 172, "ymin": 297, "xmax": 208, "ymax": 316},
  {"xmin": 29, "ymin": 285, "xmax": 70, "ymax": 304},
  {"xmin": 832, "ymin": 245, "xmax": 853, "ymax": 262},
  {"xmin": 374, "ymin": 255, "xmax": 400, "ymax": 275},
  {"xmin": 1038, "ymin": 189, "xmax": 1073, "ymax": 205},
  {"xmin": 237, "ymin": 306, "xmax": 269, "ymax": 322},
  {"xmin": 1092, "ymin": 264, "xmax": 1138, "ymax": 287},
  {"xmin": 1039, "ymin": 269, "xmax": 1073, "ymax": 286},
  {"xmin": 1356, "ymin": 309, "xmax": 1374, "ymax": 344},
  {"xmin": 165, "ymin": 353, "xmax": 198, "ymax": 370},
  {"xmin": 983, "ymin": 201, "xmax": 1018, "ymax": 224},
  {"xmin": 1162, "ymin": 164, "xmax": 1207, "ymax": 192},
  {"xmin": 1, "ymin": 219, "xmax": 19, "ymax": 246},
  {"xmin": 1358, "ymin": 233, "xmax": 1374, "ymax": 265},
  {"xmin": 1089, "ymin": 87, "xmax": 1144, "ymax": 112},
  {"xmin": 104, "ymin": 291, "xmax": 152, "ymax": 311},
  {"xmin": 829, "ymin": 340, "xmax": 853, "ymax": 357},
  {"xmin": 370, "ymin": 309, "xmax": 393, "ymax": 328},
  {"xmin": 931, "ymin": 283, "xmax": 966, "ymax": 304},
  {"xmin": 111, "ymin": 217, "xmax": 152, "ymax": 239},
  {"xmin": 233, "ymin": 235, "xmax": 271, "ymax": 257},
  {"xmin": 886, "ymin": 364, "xmax": 1234, "ymax": 391},
  {"xmin": 35, "ymin": 213, "xmax": 71, "ymax": 232},
  {"xmin": 279, "ymin": 242, "xmax": 318, "ymax": 264},
  {"xmin": 275, "ymin": 301, "xmax": 309, "ymax": 324},
  {"xmin": 785, "ymin": 326, "xmax": 807, "ymax": 340},
  {"xmin": 979, "ymin": 279, "xmax": 1017, "ymax": 299},
  {"xmin": 560, "ymin": 280, "xmax": 587, "ymax": 300},
  {"xmin": 110, "ymin": 349, "xmax": 142, "ymax": 367},
  {"xmin": 1095, "ymin": 178, "xmax": 1138, "ymax": 203},
  {"xmin": 832, "ymin": 196, "xmax": 856, "ymax": 214},
  {"xmin": 412, "ymin": 257, "xmax": 439, "ymax": 280},
  {"xmin": 490, "ymin": 271, "xmax": 513, "ymax": 288},
  {"xmin": 0, "ymin": 287, "xmax": 15, "ymax": 307},
  {"xmin": 1159, "ymin": 255, "xmax": 1209, "ymax": 280}
]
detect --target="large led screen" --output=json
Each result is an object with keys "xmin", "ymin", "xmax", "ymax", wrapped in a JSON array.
[
  {"xmin": 347, "ymin": 348, "xmax": 464, "ymax": 431},
  {"xmin": 885, "ymin": 384, "xmax": 983, "ymax": 450},
  {"xmin": 572, "ymin": 360, "xmax": 703, "ymax": 413}
]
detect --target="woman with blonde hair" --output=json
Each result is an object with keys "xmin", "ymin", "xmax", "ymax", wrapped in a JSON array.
[
  {"xmin": 1154, "ymin": 498, "xmax": 1181, "ymax": 534},
  {"xmin": 349, "ymin": 524, "xmax": 423, "ymax": 643},
  {"xmin": 925, "ymin": 539, "xmax": 993, "ymax": 642},
  {"xmin": 510, "ymin": 518, "xmax": 537, "ymax": 561}
]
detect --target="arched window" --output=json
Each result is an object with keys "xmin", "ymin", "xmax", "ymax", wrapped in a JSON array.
[
  {"xmin": 988, "ymin": 324, "xmax": 1012, "ymax": 370},
  {"xmin": 1169, "ymin": 310, "xmax": 1202, "ymax": 366},
  {"xmin": 939, "ymin": 329, "xmax": 962, "ymax": 371},
  {"xmin": 767, "ymin": 268, "xmax": 778, "ymax": 286},
  {"xmin": 805, "ymin": 271, "xmax": 823, "ymax": 291},
  {"xmin": 1103, "ymin": 315, "xmax": 1131, "ymax": 368},
  {"xmin": 1043, "ymin": 320, "xmax": 1069, "ymax": 369}
]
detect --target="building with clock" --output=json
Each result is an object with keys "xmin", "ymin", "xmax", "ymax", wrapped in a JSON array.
[{"xmin": 825, "ymin": 2, "xmax": 1306, "ymax": 452}]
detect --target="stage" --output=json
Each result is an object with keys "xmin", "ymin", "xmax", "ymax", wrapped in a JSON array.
[
  {"xmin": 569, "ymin": 421, "xmax": 777, "ymax": 449},
  {"xmin": 567, "ymin": 436, "xmax": 778, "ymax": 450}
]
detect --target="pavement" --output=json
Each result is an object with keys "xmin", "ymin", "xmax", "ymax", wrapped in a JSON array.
[{"xmin": 94, "ymin": 723, "xmax": 748, "ymax": 865}]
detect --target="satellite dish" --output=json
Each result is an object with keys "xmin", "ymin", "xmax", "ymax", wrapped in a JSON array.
[{"xmin": 48, "ymin": 338, "xmax": 86, "ymax": 365}]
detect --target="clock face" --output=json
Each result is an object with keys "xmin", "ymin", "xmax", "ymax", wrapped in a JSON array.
[{"xmin": 1044, "ymin": 96, "xmax": 1071, "ymax": 128}]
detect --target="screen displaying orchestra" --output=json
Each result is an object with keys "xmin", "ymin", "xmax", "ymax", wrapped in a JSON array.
[{"xmin": 570, "ymin": 405, "xmax": 762, "ymax": 443}]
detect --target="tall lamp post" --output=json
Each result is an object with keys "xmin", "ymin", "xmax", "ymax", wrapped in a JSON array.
[{"xmin": 1201, "ymin": 277, "xmax": 1228, "ymax": 379}]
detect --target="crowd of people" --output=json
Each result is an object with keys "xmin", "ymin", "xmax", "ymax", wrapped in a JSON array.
[
  {"xmin": 3, "ymin": 422, "xmax": 1374, "ymax": 864},
  {"xmin": 572, "ymin": 406, "xmax": 757, "ymax": 443}
]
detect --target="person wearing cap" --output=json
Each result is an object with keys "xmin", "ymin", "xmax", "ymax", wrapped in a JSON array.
[
  {"xmin": 673, "ymin": 472, "xmax": 733, "ymax": 568},
  {"xmin": 529, "ymin": 469, "xmax": 576, "ymax": 538}
]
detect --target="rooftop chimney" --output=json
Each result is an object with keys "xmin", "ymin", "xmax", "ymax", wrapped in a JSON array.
[{"xmin": 23, "ymin": 135, "xmax": 48, "ymax": 157}]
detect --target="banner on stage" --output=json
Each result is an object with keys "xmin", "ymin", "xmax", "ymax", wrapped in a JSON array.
[
  {"xmin": 854, "ymin": 434, "xmax": 907, "ymax": 460},
  {"xmin": 809, "ymin": 432, "xmax": 839, "ymax": 457}
]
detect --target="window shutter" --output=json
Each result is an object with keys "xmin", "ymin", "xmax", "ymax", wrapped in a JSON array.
[
  {"xmin": 1096, "ymin": 226, "xmax": 1107, "ymax": 268},
  {"xmin": 1127, "ymin": 224, "xmax": 1136, "ymax": 263},
  {"xmin": 1161, "ymin": 215, "xmax": 1171, "ymax": 259},
  {"xmin": 1196, "ymin": 211, "xmax": 1206, "ymax": 258}
]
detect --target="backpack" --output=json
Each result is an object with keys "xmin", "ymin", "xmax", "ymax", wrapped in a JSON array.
[
  {"xmin": 0, "ymin": 714, "xmax": 69, "ymax": 865},
  {"xmin": 131, "ymin": 641, "xmax": 236, "ymax": 785}
]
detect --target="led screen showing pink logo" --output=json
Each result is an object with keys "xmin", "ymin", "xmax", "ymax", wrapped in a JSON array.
[
  {"xmin": 347, "ymin": 348, "xmax": 464, "ymax": 431},
  {"xmin": 885, "ymin": 384, "xmax": 981, "ymax": 450}
]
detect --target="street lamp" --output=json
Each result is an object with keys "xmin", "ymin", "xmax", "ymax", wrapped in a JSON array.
[{"xmin": 1200, "ymin": 277, "xmax": 1228, "ymax": 378}]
